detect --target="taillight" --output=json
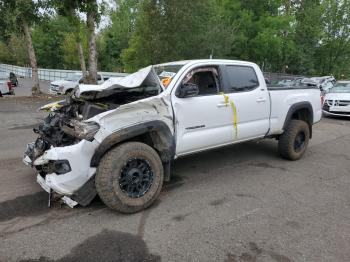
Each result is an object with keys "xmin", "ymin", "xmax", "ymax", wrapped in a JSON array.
[
  {"xmin": 321, "ymin": 95, "xmax": 324, "ymax": 106},
  {"xmin": 7, "ymin": 81, "xmax": 12, "ymax": 90}
]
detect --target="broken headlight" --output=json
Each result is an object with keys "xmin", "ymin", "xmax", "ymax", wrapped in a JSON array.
[
  {"xmin": 62, "ymin": 120, "xmax": 100, "ymax": 141},
  {"xmin": 42, "ymin": 160, "xmax": 71, "ymax": 175},
  {"xmin": 79, "ymin": 122, "xmax": 100, "ymax": 141}
]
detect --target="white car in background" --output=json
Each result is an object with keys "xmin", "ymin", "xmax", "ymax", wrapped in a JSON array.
[
  {"xmin": 50, "ymin": 73, "xmax": 104, "ymax": 95},
  {"xmin": 323, "ymin": 81, "xmax": 350, "ymax": 117},
  {"xmin": 0, "ymin": 71, "xmax": 15, "ymax": 96}
]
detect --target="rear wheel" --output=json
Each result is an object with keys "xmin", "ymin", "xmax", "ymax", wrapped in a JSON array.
[
  {"xmin": 95, "ymin": 142, "xmax": 164, "ymax": 213},
  {"xmin": 278, "ymin": 120, "xmax": 310, "ymax": 160}
]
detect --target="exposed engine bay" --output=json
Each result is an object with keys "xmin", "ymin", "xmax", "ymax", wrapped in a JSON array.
[
  {"xmin": 25, "ymin": 86, "xmax": 160, "ymax": 165},
  {"xmin": 24, "ymin": 65, "xmax": 168, "ymax": 166}
]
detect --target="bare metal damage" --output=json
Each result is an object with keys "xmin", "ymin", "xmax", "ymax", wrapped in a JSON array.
[{"xmin": 23, "ymin": 66, "xmax": 174, "ymax": 207}]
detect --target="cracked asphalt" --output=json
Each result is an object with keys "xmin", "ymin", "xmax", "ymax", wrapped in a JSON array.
[{"xmin": 0, "ymin": 97, "xmax": 350, "ymax": 262}]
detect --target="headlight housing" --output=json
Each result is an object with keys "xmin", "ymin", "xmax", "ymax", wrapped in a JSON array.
[
  {"xmin": 62, "ymin": 120, "xmax": 100, "ymax": 141},
  {"xmin": 79, "ymin": 121, "xmax": 100, "ymax": 141}
]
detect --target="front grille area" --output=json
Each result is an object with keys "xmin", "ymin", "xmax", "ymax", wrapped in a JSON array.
[
  {"xmin": 324, "ymin": 100, "xmax": 350, "ymax": 107},
  {"xmin": 50, "ymin": 84, "xmax": 59, "ymax": 91},
  {"xmin": 337, "ymin": 100, "xmax": 350, "ymax": 106}
]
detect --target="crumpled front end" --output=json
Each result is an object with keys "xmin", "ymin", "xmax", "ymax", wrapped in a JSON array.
[
  {"xmin": 23, "ymin": 102, "xmax": 103, "ymax": 207},
  {"xmin": 23, "ymin": 65, "xmax": 171, "ymax": 208}
]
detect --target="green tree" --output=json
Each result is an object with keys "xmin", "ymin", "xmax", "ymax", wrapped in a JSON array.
[
  {"xmin": 32, "ymin": 16, "xmax": 72, "ymax": 69},
  {"xmin": 217, "ymin": 0, "xmax": 296, "ymax": 72},
  {"xmin": 121, "ymin": 0, "xmax": 222, "ymax": 72},
  {"xmin": 61, "ymin": 31, "xmax": 88, "ymax": 70},
  {"xmin": 98, "ymin": 0, "xmax": 139, "ymax": 71},
  {"xmin": 315, "ymin": 0, "xmax": 350, "ymax": 78},
  {"xmin": 77, "ymin": 0, "xmax": 105, "ymax": 83},
  {"xmin": 8, "ymin": 34, "xmax": 29, "ymax": 65},
  {"xmin": 0, "ymin": 0, "xmax": 43, "ymax": 94},
  {"xmin": 48, "ymin": 0, "xmax": 88, "ymax": 78},
  {"xmin": 0, "ymin": 41, "xmax": 12, "ymax": 64},
  {"xmin": 289, "ymin": 0, "xmax": 323, "ymax": 75}
]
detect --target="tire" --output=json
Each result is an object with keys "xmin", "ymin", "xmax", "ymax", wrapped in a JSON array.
[
  {"xmin": 95, "ymin": 142, "xmax": 164, "ymax": 213},
  {"xmin": 278, "ymin": 120, "xmax": 310, "ymax": 161}
]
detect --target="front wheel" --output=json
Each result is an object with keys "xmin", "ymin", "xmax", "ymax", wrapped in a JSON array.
[
  {"xmin": 278, "ymin": 120, "xmax": 310, "ymax": 160},
  {"xmin": 95, "ymin": 142, "xmax": 164, "ymax": 213}
]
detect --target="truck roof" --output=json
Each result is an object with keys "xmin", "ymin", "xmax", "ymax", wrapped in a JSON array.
[{"xmin": 156, "ymin": 59, "xmax": 258, "ymax": 67}]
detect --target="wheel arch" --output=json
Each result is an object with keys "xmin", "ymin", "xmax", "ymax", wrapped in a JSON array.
[
  {"xmin": 91, "ymin": 120, "xmax": 175, "ymax": 181},
  {"xmin": 283, "ymin": 102, "xmax": 314, "ymax": 138},
  {"xmin": 65, "ymin": 88, "xmax": 74, "ymax": 94}
]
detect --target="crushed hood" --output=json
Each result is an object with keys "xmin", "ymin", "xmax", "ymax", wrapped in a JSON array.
[{"xmin": 76, "ymin": 66, "xmax": 162, "ymax": 99}]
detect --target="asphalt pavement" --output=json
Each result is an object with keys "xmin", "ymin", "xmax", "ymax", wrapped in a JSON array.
[
  {"xmin": 0, "ymin": 97, "xmax": 350, "ymax": 262},
  {"xmin": 12, "ymin": 78, "xmax": 50, "ymax": 97}
]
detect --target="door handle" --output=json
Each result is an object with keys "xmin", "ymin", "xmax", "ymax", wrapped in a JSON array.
[{"xmin": 256, "ymin": 98, "xmax": 267, "ymax": 103}]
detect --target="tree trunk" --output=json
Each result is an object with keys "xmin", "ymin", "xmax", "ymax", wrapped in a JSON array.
[
  {"xmin": 22, "ymin": 19, "xmax": 40, "ymax": 95},
  {"xmin": 86, "ymin": 10, "xmax": 98, "ymax": 84},
  {"xmin": 77, "ymin": 41, "xmax": 88, "ymax": 80}
]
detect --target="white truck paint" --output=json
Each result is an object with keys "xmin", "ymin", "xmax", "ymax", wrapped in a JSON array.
[{"xmin": 24, "ymin": 59, "xmax": 322, "ymax": 209}]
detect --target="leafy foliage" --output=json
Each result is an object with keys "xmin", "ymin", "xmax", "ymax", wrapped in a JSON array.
[{"xmin": 0, "ymin": 0, "xmax": 350, "ymax": 79}]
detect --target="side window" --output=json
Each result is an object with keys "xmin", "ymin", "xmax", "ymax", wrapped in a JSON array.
[
  {"xmin": 225, "ymin": 65, "xmax": 259, "ymax": 92},
  {"xmin": 182, "ymin": 67, "xmax": 220, "ymax": 96}
]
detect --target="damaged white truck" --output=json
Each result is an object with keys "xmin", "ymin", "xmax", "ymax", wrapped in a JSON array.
[{"xmin": 23, "ymin": 59, "xmax": 322, "ymax": 213}]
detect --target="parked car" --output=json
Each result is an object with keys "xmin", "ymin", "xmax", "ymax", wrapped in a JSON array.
[
  {"xmin": 322, "ymin": 80, "xmax": 350, "ymax": 117},
  {"xmin": 9, "ymin": 72, "xmax": 18, "ymax": 87},
  {"xmin": 24, "ymin": 59, "xmax": 322, "ymax": 213},
  {"xmin": 0, "ymin": 72, "xmax": 15, "ymax": 96},
  {"xmin": 50, "ymin": 73, "xmax": 104, "ymax": 95}
]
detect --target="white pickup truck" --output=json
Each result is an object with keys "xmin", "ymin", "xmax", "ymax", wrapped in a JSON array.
[
  {"xmin": 24, "ymin": 59, "xmax": 322, "ymax": 213},
  {"xmin": 49, "ymin": 73, "xmax": 105, "ymax": 95}
]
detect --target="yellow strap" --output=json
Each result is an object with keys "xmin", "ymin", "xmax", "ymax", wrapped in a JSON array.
[{"xmin": 220, "ymin": 93, "xmax": 238, "ymax": 139}]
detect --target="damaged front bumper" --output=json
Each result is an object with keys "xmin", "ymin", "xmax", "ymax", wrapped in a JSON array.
[{"xmin": 24, "ymin": 139, "xmax": 100, "ymax": 207}]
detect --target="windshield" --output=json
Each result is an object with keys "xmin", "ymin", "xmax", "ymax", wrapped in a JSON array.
[
  {"xmin": 330, "ymin": 83, "xmax": 350, "ymax": 93},
  {"xmin": 66, "ymin": 74, "xmax": 82, "ymax": 82},
  {"xmin": 154, "ymin": 64, "xmax": 185, "ymax": 87}
]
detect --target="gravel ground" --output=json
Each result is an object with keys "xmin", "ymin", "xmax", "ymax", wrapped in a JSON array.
[{"xmin": 0, "ymin": 97, "xmax": 349, "ymax": 262}]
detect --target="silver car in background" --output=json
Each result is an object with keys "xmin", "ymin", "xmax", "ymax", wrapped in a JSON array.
[{"xmin": 323, "ymin": 81, "xmax": 350, "ymax": 117}]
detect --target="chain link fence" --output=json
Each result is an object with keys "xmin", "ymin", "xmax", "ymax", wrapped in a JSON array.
[
  {"xmin": 0, "ymin": 63, "xmax": 306, "ymax": 83},
  {"xmin": 0, "ymin": 63, "xmax": 128, "ymax": 82}
]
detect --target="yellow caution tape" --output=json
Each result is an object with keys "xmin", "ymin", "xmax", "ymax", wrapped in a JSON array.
[
  {"xmin": 220, "ymin": 93, "xmax": 238, "ymax": 139},
  {"xmin": 39, "ymin": 102, "xmax": 63, "ymax": 112}
]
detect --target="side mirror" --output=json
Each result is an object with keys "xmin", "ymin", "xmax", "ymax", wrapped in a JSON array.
[
  {"xmin": 176, "ymin": 83, "xmax": 199, "ymax": 98},
  {"xmin": 79, "ymin": 79, "xmax": 84, "ymax": 84}
]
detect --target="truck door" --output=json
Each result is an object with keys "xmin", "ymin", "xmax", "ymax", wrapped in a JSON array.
[
  {"xmin": 172, "ymin": 66, "xmax": 233, "ymax": 156},
  {"xmin": 222, "ymin": 65, "xmax": 270, "ymax": 140}
]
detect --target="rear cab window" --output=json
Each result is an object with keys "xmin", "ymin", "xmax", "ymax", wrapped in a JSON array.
[{"xmin": 222, "ymin": 65, "xmax": 260, "ymax": 93}]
